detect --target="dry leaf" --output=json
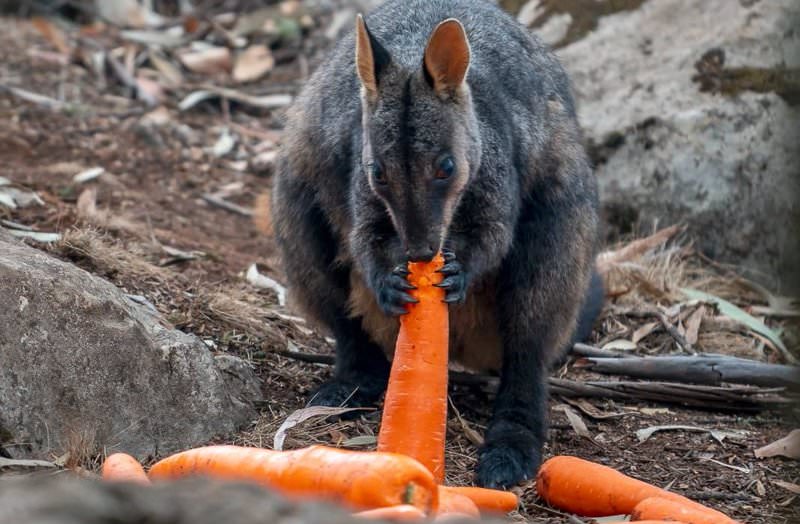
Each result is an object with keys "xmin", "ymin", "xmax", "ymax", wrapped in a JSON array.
[
  {"xmin": 602, "ymin": 339, "xmax": 637, "ymax": 351},
  {"xmin": 639, "ymin": 407, "xmax": 671, "ymax": 415},
  {"xmin": 233, "ymin": 44, "xmax": 275, "ymax": 83},
  {"xmin": 754, "ymin": 429, "xmax": 800, "ymax": 459},
  {"xmin": 253, "ymin": 191, "xmax": 274, "ymax": 235},
  {"xmin": 179, "ymin": 87, "xmax": 292, "ymax": 111},
  {"xmin": 31, "ymin": 17, "xmax": 71, "ymax": 55},
  {"xmin": 632, "ymin": 321, "xmax": 659, "ymax": 344},
  {"xmin": 6, "ymin": 230, "xmax": 61, "ymax": 243},
  {"xmin": 73, "ymin": 167, "xmax": 105, "ymax": 184},
  {"xmin": 449, "ymin": 397, "xmax": 484, "ymax": 446},
  {"xmin": 0, "ymin": 457, "xmax": 58, "ymax": 470},
  {"xmin": 245, "ymin": 263, "xmax": 286, "ymax": 306},
  {"xmin": 636, "ymin": 425, "xmax": 747, "ymax": 444},
  {"xmin": 148, "ymin": 50, "xmax": 184, "ymax": 87},
  {"xmin": 597, "ymin": 224, "xmax": 682, "ymax": 274},
  {"xmin": 684, "ymin": 305, "xmax": 706, "ymax": 345},
  {"xmin": 772, "ymin": 480, "xmax": 800, "ymax": 495},
  {"xmin": 273, "ymin": 406, "xmax": 366, "ymax": 451},
  {"xmin": 179, "ymin": 46, "xmax": 232, "ymax": 75},
  {"xmin": 96, "ymin": 0, "xmax": 167, "ymax": 28},
  {"xmin": 556, "ymin": 404, "xmax": 592, "ymax": 439},
  {"xmin": 563, "ymin": 398, "xmax": 628, "ymax": 420},
  {"xmin": 341, "ymin": 435, "xmax": 378, "ymax": 447}
]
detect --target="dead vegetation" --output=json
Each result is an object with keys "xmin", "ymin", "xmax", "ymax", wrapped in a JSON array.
[{"xmin": 0, "ymin": 2, "xmax": 798, "ymax": 523}]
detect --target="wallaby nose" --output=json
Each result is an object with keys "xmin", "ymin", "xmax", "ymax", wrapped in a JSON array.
[{"xmin": 406, "ymin": 245, "xmax": 436, "ymax": 263}]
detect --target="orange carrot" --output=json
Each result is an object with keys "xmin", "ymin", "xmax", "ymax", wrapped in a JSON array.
[
  {"xmin": 354, "ymin": 505, "xmax": 427, "ymax": 521},
  {"xmin": 632, "ymin": 497, "xmax": 740, "ymax": 524},
  {"xmin": 602, "ymin": 521, "xmax": 689, "ymax": 524},
  {"xmin": 378, "ymin": 253, "xmax": 448, "ymax": 483},
  {"xmin": 536, "ymin": 456, "xmax": 737, "ymax": 520},
  {"xmin": 101, "ymin": 453, "xmax": 150, "ymax": 485},
  {"xmin": 434, "ymin": 487, "xmax": 481, "ymax": 520},
  {"xmin": 439, "ymin": 486, "xmax": 518, "ymax": 514},
  {"xmin": 148, "ymin": 445, "xmax": 438, "ymax": 513}
]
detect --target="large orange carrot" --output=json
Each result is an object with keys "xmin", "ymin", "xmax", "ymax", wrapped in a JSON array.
[
  {"xmin": 101, "ymin": 453, "xmax": 150, "ymax": 485},
  {"xmin": 434, "ymin": 487, "xmax": 480, "ymax": 520},
  {"xmin": 378, "ymin": 253, "xmax": 448, "ymax": 483},
  {"xmin": 536, "ymin": 456, "xmax": 737, "ymax": 520},
  {"xmin": 440, "ymin": 486, "xmax": 518, "ymax": 514},
  {"xmin": 632, "ymin": 497, "xmax": 739, "ymax": 524},
  {"xmin": 354, "ymin": 505, "xmax": 426, "ymax": 521},
  {"xmin": 148, "ymin": 445, "xmax": 438, "ymax": 512}
]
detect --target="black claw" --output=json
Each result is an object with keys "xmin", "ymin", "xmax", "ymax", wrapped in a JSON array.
[
  {"xmin": 444, "ymin": 294, "xmax": 464, "ymax": 304},
  {"xmin": 437, "ymin": 261, "xmax": 461, "ymax": 275},
  {"xmin": 392, "ymin": 265, "xmax": 410, "ymax": 276},
  {"xmin": 436, "ymin": 276, "xmax": 459, "ymax": 289}
]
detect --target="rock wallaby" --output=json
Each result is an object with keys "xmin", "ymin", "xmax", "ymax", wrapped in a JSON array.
[{"xmin": 271, "ymin": 0, "xmax": 604, "ymax": 488}]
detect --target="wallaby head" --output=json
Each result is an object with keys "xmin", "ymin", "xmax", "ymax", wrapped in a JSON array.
[{"xmin": 354, "ymin": 14, "xmax": 482, "ymax": 262}]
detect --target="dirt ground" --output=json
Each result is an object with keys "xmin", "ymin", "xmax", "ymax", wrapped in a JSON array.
[{"xmin": 1, "ymin": 10, "xmax": 798, "ymax": 524}]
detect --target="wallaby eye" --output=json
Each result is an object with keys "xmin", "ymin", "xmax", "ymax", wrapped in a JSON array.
[
  {"xmin": 436, "ymin": 156, "xmax": 455, "ymax": 179},
  {"xmin": 370, "ymin": 162, "xmax": 387, "ymax": 185}
]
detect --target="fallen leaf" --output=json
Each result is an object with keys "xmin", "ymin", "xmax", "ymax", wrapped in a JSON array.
[
  {"xmin": 233, "ymin": 44, "xmax": 275, "ymax": 83},
  {"xmin": 449, "ymin": 397, "xmax": 484, "ymax": 446},
  {"xmin": 7, "ymin": 230, "xmax": 61, "ymax": 243},
  {"xmin": 148, "ymin": 50, "xmax": 184, "ymax": 87},
  {"xmin": 597, "ymin": 225, "xmax": 683, "ymax": 274},
  {"xmin": 639, "ymin": 407, "xmax": 671, "ymax": 416},
  {"xmin": 632, "ymin": 321, "xmax": 659, "ymax": 344},
  {"xmin": 253, "ymin": 191, "xmax": 274, "ymax": 235},
  {"xmin": 772, "ymin": 480, "xmax": 800, "ymax": 495},
  {"xmin": 602, "ymin": 339, "xmax": 637, "ymax": 351},
  {"xmin": 563, "ymin": 398, "xmax": 628, "ymax": 420},
  {"xmin": 0, "ymin": 457, "xmax": 57, "ymax": 470},
  {"xmin": 592, "ymin": 517, "xmax": 630, "ymax": 523},
  {"xmin": 681, "ymin": 288, "xmax": 793, "ymax": 363},
  {"xmin": 31, "ymin": 17, "xmax": 71, "ymax": 55},
  {"xmin": 179, "ymin": 86, "xmax": 291, "ymax": 111},
  {"xmin": 684, "ymin": 305, "xmax": 706, "ymax": 345},
  {"xmin": 245, "ymin": 263, "xmax": 287, "ymax": 306},
  {"xmin": 210, "ymin": 128, "xmax": 236, "ymax": 157},
  {"xmin": 0, "ymin": 187, "xmax": 44, "ymax": 209},
  {"xmin": 73, "ymin": 167, "xmax": 105, "ymax": 184},
  {"xmin": 755, "ymin": 479, "xmax": 766, "ymax": 496},
  {"xmin": 754, "ymin": 429, "xmax": 800, "ymax": 459},
  {"xmin": 179, "ymin": 46, "xmax": 232, "ymax": 75},
  {"xmin": 341, "ymin": 435, "xmax": 378, "ymax": 447},
  {"xmin": 699, "ymin": 457, "xmax": 750, "ymax": 474},
  {"xmin": 556, "ymin": 404, "xmax": 592, "ymax": 439},
  {"xmin": 96, "ymin": 0, "xmax": 167, "ymax": 28},
  {"xmin": 120, "ymin": 28, "xmax": 186, "ymax": 47},
  {"xmin": 273, "ymin": 406, "xmax": 366, "ymax": 451},
  {"xmin": 636, "ymin": 425, "xmax": 747, "ymax": 444},
  {"xmin": 135, "ymin": 74, "xmax": 165, "ymax": 104}
]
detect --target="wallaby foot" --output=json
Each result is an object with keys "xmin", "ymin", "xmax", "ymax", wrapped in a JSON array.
[
  {"xmin": 307, "ymin": 375, "xmax": 387, "ymax": 414},
  {"xmin": 476, "ymin": 419, "xmax": 541, "ymax": 488}
]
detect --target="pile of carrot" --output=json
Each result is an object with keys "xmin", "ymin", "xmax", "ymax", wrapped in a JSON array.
[{"xmin": 100, "ymin": 252, "xmax": 519, "ymax": 522}]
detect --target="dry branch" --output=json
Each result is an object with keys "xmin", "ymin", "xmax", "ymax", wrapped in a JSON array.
[
  {"xmin": 576, "ymin": 355, "xmax": 800, "ymax": 389},
  {"xmin": 274, "ymin": 348, "xmax": 794, "ymax": 412}
]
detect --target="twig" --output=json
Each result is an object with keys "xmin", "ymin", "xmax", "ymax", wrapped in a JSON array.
[
  {"xmin": 0, "ymin": 84, "xmax": 65, "ymax": 110},
  {"xmin": 105, "ymin": 53, "xmax": 158, "ymax": 107},
  {"xmin": 655, "ymin": 310, "xmax": 696, "ymax": 354},
  {"xmin": 571, "ymin": 342, "xmax": 627, "ymax": 358},
  {"xmin": 201, "ymin": 193, "xmax": 254, "ymax": 217}
]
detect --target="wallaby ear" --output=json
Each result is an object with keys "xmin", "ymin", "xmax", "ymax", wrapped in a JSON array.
[
  {"xmin": 423, "ymin": 18, "xmax": 471, "ymax": 95},
  {"xmin": 355, "ymin": 14, "xmax": 390, "ymax": 98}
]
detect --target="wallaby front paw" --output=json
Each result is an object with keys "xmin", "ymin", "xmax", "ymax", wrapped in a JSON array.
[
  {"xmin": 374, "ymin": 264, "xmax": 418, "ymax": 316},
  {"xmin": 435, "ymin": 249, "xmax": 468, "ymax": 304}
]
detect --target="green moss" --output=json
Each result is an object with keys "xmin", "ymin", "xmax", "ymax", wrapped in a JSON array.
[
  {"xmin": 693, "ymin": 48, "xmax": 800, "ymax": 106},
  {"xmin": 501, "ymin": 0, "xmax": 648, "ymax": 48}
]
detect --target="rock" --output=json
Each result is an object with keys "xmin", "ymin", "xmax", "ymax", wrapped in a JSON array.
[
  {"xmin": 0, "ymin": 475, "xmax": 489, "ymax": 524},
  {"xmin": 0, "ymin": 229, "xmax": 263, "ymax": 460},
  {"xmin": 523, "ymin": 0, "xmax": 800, "ymax": 292}
]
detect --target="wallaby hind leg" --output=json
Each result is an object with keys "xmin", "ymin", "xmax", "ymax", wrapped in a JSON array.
[
  {"xmin": 272, "ymin": 176, "xmax": 391, "ymax": 410},
  {"xmin": 476, "ymin": 197, "xmax": 596, "ymax": 488}
]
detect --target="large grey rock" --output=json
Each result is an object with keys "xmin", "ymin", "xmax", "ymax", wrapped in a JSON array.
[
  {"xmin": 524, "ymin": 0, "xmax": 800, "ymax": 292},
  {"xmin": 0, "ymin": 229, "xmax": 262, "ymax": 460}
]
